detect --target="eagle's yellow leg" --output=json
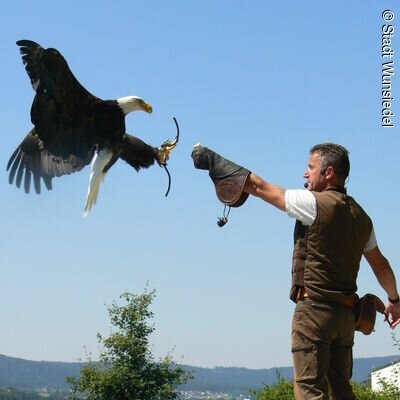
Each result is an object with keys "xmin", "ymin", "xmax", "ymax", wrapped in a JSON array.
[{"xmin": 157, "ymin": 141, "xmax": 178, "ymax": 166}]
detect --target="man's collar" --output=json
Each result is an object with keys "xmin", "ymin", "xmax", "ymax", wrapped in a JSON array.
[{"xmin": 324, "ymin": 185, "xmax": 347, "ymax": 194}]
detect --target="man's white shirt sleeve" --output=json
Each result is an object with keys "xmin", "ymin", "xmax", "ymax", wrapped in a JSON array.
[
  {"xmin": 285, "ymin": 189, "xmax": 317, "ymax": 226},
  {"xmin": 284, "ymin": 189, "xmax": 377, "ymax": 252}
]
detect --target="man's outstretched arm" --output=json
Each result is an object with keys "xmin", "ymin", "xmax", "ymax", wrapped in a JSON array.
[{"xmin": 244, "ymin": 173, "xmax": 287, "ymax": 211}]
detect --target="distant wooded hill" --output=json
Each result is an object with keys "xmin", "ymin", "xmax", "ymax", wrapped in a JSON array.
[{"xmin": 0, "ymin": 354, "xmax": 398, "ymax": 394}]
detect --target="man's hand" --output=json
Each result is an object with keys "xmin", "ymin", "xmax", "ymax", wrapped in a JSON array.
[{"xmin": 385, "ymin": 302, "xmax": 400, "ymax": 329}]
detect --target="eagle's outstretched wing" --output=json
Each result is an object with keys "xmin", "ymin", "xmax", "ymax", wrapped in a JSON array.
[
  {"xmin": 16, "ymin": 40, "xmax": 100, "ymax": 159},
  {"xmin": 8, "ymin": 40, "xmax": 105, "ymax": 193},
  {"xmin": 7, "ymin": 128, "xmax": 95, "ymax": 194}
]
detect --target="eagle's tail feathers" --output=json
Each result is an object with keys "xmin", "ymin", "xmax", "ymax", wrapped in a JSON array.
[{"xmin": 83, "ymin": 149, "xmax": 113, "ymax": 218}]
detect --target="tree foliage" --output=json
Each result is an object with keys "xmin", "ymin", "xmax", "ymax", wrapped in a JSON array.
[{"xmin": 67, "ymin": 289, "xmax": 191, "ymax": 400}]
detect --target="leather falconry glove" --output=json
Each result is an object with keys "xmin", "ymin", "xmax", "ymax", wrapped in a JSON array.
[{"xmin": 191, "ymin": 144, "xmax": 251, "ymax": 226}]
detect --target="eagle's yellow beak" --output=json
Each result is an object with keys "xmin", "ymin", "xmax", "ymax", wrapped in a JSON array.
[{"xmin": 142, "ymin": 102, "xmax": 153, "ymax": 114}]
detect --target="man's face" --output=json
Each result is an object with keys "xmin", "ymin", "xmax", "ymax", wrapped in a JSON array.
[{"xmin": 303, "ymin": 152, "xmax": 327, "ymax": 192}]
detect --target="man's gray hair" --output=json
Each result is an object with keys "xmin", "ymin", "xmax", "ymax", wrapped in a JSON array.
[{"xmin": 310, "ymin": 143, "xmax": 350, "ymax": 179}]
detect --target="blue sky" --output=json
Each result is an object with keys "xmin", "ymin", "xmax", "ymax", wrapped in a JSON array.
[{"xmin": 1, "ymin": 1, "xmax": 399, "ymax": 369}]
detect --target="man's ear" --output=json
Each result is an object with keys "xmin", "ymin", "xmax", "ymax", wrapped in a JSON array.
[{"xmin": 324, "ymin": 166, "xmax": 335, "ymax": 179}]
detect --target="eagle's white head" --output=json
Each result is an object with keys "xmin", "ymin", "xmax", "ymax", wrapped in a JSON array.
[{"xmin": 117, "ymin": 96, "xmax": 153, "ymax": 115}]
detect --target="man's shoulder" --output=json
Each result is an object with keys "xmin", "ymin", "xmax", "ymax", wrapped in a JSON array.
[{"xmin": 314, "ymin": 190, "xmax": 372, "ymax": 222}]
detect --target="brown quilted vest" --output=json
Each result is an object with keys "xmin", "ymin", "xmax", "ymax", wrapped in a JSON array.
[{"xmin": 290, "ymin": 187, "xmax": 372, "ymax": 304}]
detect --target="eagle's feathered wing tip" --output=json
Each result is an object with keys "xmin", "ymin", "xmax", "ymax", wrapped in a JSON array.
[
  {"xmin": 6, "ymin": 147, "xmax": 39, "ymax": 194},
  {"xmin": 83, "ymin": 149, "xmax": 113, "ymax": 218},
  {"xmin": 7, "ymin": 133, "xmax": 55, "ymax": 195},
  {"xmin": 16, "ymin": 39, "xmax": 41, "ymax": 47}
]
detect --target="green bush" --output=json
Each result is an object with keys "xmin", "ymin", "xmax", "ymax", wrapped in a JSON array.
[
  {"xmin": 352, "ymin": 381, "xmax": 398, "ymax": 400},
  {"xmin": 253, "ymin": 373, "xmax": 399, "ymax": 400},
  {"xmin": 252, "ymin": 371, "xmax": 294, "ymax": 400}
]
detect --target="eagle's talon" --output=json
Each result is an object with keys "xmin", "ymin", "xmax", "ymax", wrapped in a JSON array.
[
  {"xmin": 157, "ymin": 138, "xmax": 178, "ymax": 166},
  {"xmin": 157, "ymin": 118, "xmax": 179, "ymax": 196},
  {"xmin": 157, "ymin": 145, "xmax": 174, "ymax": 166}
]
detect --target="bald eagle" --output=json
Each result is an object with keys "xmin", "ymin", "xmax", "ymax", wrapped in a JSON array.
[{"xmin": 7, "ymin": 40, "xmax": 177, "ymax": 216}]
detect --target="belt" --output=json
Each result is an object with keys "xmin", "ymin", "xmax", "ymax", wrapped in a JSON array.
[
  {"xmin": 340, "ymin": 296, "xmax": 357, "ymax": 308},
  {"xmin": 296, "ymin": 287, "xmax": 357, "ymax": 308}
]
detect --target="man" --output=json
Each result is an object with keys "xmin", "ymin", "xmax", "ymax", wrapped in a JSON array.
[{"xmin": 192, "ymin": 143, "xmax": 400, "ymax": 400}]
